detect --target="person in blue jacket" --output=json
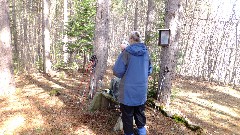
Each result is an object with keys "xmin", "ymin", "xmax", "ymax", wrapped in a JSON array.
[{"xmin": 113, "ymin": 31, "xmax": 152, "ymax": 135}]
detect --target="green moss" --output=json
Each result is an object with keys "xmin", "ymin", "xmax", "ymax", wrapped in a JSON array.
[
  {"xmin": 147, "ymin": 98, "xmax": 203, "ymax": 134},
  {"xmin": 49, "ymin": 89, "xmax": 61, "ymax": 96},
  {"xmin": 172, "ymin": 114, "xmax": 202, "ymax": 133},
  {"xmin": 172, "ymin": 114, "xmax": 188, "ymax": 123}
]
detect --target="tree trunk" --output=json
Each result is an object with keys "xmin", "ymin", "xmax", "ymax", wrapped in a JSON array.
[
  {"xmin": 157, "ymin": 0, "xmax": 183, "ymax": 108},
  {"xmin": 145, "ymin": 0, "xmax": 155, "ymax": 44},
  {"xmin": 91, "ymin": 0, "xmax": 111, "ymax": 95},
  {"xmin": 123, "ymin": 0, "xmax": 129, "ymax": 34},
  {"xmin": 12, "ymin": 0, "xmax": 19, "ymax": 64},
  {"xmin": 133, "ymin": 1, "xmax": 138, "ymax": 31},
  {"xmin": 231, "ymin": 21, "xmax": 240, "ymax": 86},
  {"xmin": 63, "ymin": 0, "xmax": 69, "ymax": 63},
  {"xmin": 19, "ymin": 2, "xmax": 25, "ymax": 70},
  {"xmin": 83, "ymin": 50, "xmax": 87, "ymax": 71},
  {"xmin": 37, "ymin": 11, "xmax": 42, "ymax": 71},
  {"xmin": 0, "ymin": 0, "xmax": 15, "ymax": 96},
  {"xmin": 42, "ymin": 0, "xmax": 52, "ymax": 74}
]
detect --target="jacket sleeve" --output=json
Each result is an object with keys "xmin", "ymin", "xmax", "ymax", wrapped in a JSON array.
[{"xmin": 113, "ymin": 52, "xmax": 128, "ymax": 78}]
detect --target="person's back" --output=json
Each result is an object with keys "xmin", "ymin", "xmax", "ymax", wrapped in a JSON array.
[
  {"xmin": 113, "ymin": 31, "xmax": 152, "ymax": 135},
  {"xmin": 114, "ymin": 42, "xmax": 151, "ymax": 106}
]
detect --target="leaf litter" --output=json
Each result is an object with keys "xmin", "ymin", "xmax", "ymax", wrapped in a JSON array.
[{"xmin": 0, "ymin": 72, "xmax": 239, "ymax": 134}]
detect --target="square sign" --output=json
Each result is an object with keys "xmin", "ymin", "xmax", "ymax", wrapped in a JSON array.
[{"xmin": 158, "ymin": 29, "xmax": 170, "ymax": 46}]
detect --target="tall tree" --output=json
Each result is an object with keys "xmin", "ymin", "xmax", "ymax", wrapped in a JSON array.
[
  {"xmin": 65, "ymin": 0, "xmax": 96, "ymax": 69},
  {"xmin": 0, "ymin": 0, "xmax": 15, "ymax": 96},
  {"xmin": 123, "ymin": 0, "xmax": 129, "ymax": 33},
  {"xmin": 145, "ymin": 0, "xmax": 155, "ymax": 44},
  {"xmin": 90, "ymin": 0, "xmax": 111, "ymax": 96},
  {"xmin": 157, "ymin": 0, "xmax": 183, "ymax": 107},
  {"xmin": 133, "ymin": 1, "xmax": 138, "ymax": 31},
  {"xmin": 12, "ymin": 0, "xmax": 18, "ymax": 64},
  {"xmin": 63, "ymin": 0, "xmax": 69, "ymax": 63},
  {"xmin": 42, "ymin": 0, "xmax": 52, "ymax": 74}
]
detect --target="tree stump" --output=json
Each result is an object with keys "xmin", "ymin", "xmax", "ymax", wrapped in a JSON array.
[
  {"xmin": 89, "ymin": 92, "xmax": 112, "ymax": 112},
  {"xmin": 88, "ymin": 90, "xmax": 123, "ymax": 131}
]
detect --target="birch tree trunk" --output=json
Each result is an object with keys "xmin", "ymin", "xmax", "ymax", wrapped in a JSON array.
[
  {"xmin": 91, "ymin": 0, "xmax": 111, "ymax": 96},
  {"xmin": 157, "ymin": 0, "xmax": 183, "ymax": 108},
  {"xmin": 42, "ymin": 0, "xmax": 52, "ymax": 74},
  {"xmin": 0, "ymin": 0, "xmax": 15, "ymax": 96}
]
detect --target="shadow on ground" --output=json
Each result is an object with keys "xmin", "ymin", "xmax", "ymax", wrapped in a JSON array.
[
  {"xmin": 171, "ymin": 79, "xmax": 240, "ymax": 135},
  {"xmin": 17, "ymin": 73, "xmax": 122, "ymax": 135}
]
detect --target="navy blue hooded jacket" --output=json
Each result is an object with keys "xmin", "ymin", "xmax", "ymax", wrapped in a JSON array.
[{"xmin": 113, "ymin": 43, "xmax": 152, "ymax": 106}]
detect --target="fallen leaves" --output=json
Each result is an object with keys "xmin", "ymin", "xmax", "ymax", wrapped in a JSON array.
[{"xmin": 2, "ymin": 72, "xmax": 238, "ymax": 134}]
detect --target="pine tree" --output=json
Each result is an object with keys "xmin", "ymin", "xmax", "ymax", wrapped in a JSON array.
[{"xmin": 0, "ymin": 0, "xmax": 16, "ymax": 96}]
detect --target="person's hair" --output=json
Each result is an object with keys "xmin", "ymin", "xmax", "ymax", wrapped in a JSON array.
[{"xmin": 130, "ymin": 31, "xmax": 141, "ymax": 43}]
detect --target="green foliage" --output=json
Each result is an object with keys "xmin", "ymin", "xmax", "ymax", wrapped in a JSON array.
[
  {"xmin": 65, "ymin": 0, "xmax": 96, "ymax": 53},
  {"xmin": 53, "ymin": 59, "xmax": 66, "ymax": 70},
  {"xmin": 147, "ymin": 89, "xmax": 157, "ymax": 99},
  {"xmin": 145, "ymin": 31, "xmax": 159, "ymax": 46},
  {"xmin": 148, "ymin": 51, "xmax": 160, "ymax": 99},
  {"xmin": 59, "ymin": 71, "xmax": 66, "ymax": 80},
  {"xmin": 148, "ymin": 74, "xmax": 158, "ymax": 99},
  {"xmin": 68, "ymin": 61, "xmax": 80, "ymax": 70},
  {"xmin": 49, "ymin": 89, "xmax": 61, "ymax": 96},
  {"xmin": 146, "ymin": 97, "xmax": 154, "ymax": 106},
  {"xmin": 36, "ymin": 57, "xmax": 44, "ymax": 71}
]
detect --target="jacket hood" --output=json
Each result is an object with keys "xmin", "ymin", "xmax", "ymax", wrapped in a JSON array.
[{"xmin": 125, "ymin": 43, "xmax": 147, "ymax": 56}]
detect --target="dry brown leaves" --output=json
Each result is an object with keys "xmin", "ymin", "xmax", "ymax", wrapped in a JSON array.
[{"xmin": 1, "ymin": 72, "xmax": 238, "ymax": 135}]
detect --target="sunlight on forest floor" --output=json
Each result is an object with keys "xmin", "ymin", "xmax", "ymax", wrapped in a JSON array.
[
  {"xmin": 171, "ymin": 79, "xmax": 240, "ymax": 135},
  {"xmin": 73, "ymin": 125, "xmax": 96, "ymax": 135},
  {"xmin": 211, "ymin": 85, "xmax": 240, "ymax": 99},
  {"xmin": 0, "ymin": 73, "xmax": 108, "ymax": 135},
  {"xmin": 0, "ymin": 115, "xmax": 25, "ymax": 134},
  {"xmin": 0, "ymin": 94, "xmax": 45, "ymax": 134},
  {"xmin": 0, "ymin": 73, "xmax": 239, "ymax": 134}
]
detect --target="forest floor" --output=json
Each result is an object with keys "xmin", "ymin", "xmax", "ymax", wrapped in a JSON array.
[{"xmin": 0, "ymin": 70, "xmax": 239, "ymax": 135}]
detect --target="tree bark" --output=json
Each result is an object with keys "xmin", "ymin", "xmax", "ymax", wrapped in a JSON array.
[
  {"xmin": 157, "ymin": 0, "xmax": 183, "ymax": 108},
  {"xmin": 37, "ymin": 11, "xmax": 42, "ymax": 71},
  {"xmin": 123, "ymin": 0, "xmax": 129, "ymax": 34},
  {"xmin": 12, "ymin": 0, "xmax": 19, "ymax": 63},
  {"xmin": 91, "ymin": 0, "xmax": 111, "ymax": 95},
  {"xmin": 231, "ymin": 21, "xmax": 240, "ymax": 85},
  {"xmin": 63, "ymin": 0, "xmax": 69, "ymax": 63},
  {"xmin": 133, "ymin": 1, "xmax": 138, "ymax": 31},
  {"xmin": 42, "ymin": 0, "xmax": 52, "ymax": 74},
  {"xmin": 145, "ymin": 0, "xmax": 155, "ymax": 44},
  {"xmin": 0, "ymin": 0, "xmax": 16, "ymax": 96}
]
